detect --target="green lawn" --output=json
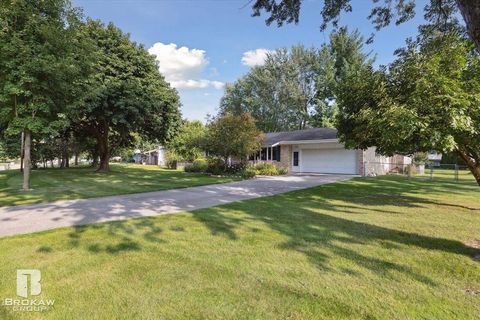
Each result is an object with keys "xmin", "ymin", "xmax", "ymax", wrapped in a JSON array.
[
  {"xmin": 0, "ymin": 176, "xmax": 479, "ymax": 319},
  {"xmin": 0, "ymin": 164, "xmax": 239, "ymax": 207}
]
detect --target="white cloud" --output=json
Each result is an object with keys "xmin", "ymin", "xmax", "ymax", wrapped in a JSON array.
[
  {"xmin": 148, "ymin": 42, "xmax": 224, "ymax": 90},
  {"xmin": 241, "ymin": 48, "xmax": 272, "ymax": 67},
  {"xmin": 170, "ymin": 79, "xmax": 224, "ymax": 90}
]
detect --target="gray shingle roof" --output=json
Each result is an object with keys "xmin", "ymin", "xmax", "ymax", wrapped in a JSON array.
[{"xmin": 264, "ymin": 128, "xmax": 338, "ymax": 146}]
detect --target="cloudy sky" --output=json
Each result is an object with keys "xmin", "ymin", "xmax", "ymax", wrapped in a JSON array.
[{"xmin": 73, "ymin": 0, "xmax": 427, "ymax": 121}]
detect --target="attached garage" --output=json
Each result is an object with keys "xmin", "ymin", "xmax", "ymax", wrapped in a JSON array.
[{"xmin": 296, "ymin": 148, "xmax": 358, "ymax": 174}]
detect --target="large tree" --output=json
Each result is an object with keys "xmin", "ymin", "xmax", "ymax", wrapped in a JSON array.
[
  {"xmin": 336, "ymin": 31, "xmax": 480, "ymax": 185},
  {"xmin": 220, "ymin": 29, "xmax": 371, "ymax": 132},
  {"xmin": 73, "ymin": 20, "xmax": 181, "ymax": 172},
  {"xmin": 250, "ymin": 1, "xmax": 480, "ymax": 51},
  {"xmin": 205, "ymin": 113, "xmax": 264, "ymax": 166},
  {"xmin": 166, "ymin": 120, "xmax": 206, "ymax": 162},
  {"xmin": 0, "ymin": 0, "xmax": 90, "ymax": 190}
]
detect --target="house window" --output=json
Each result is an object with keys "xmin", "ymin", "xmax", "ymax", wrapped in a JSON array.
[
  {"xmin": 261, "ymin": 148, "xmax": 267, "ymax": 160},
  {"xmin": 293, "ymin": 151, "xmax": 299, "ymax": 166},
  {"xmin": 272, "ymin": 146, "xmax": 281, "ymax": 162}
]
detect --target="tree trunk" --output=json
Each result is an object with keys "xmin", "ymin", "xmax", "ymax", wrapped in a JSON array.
[
  {"xmin": 456, "ymin": 149, "xmax": 480, "ymax": 186},
  {"xmin": 22, "ymin": 130, "xmax": 32, "ymax": 191},
  {"xmin": 20, "ymin": 131, "xmax": 24, "ymax": 173},
  {"xmin": 456, "ymin": 0, "xmax": 480, "ymax": 51},
  {"xmin": 97, "ymin": 133, "xmax": 110, "ymax": 172},
  {"xmin": 74, "ymin": 153, "xmax": 79, "ymax": 166}
]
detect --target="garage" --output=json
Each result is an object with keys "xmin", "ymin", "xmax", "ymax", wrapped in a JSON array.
[{"xmin": 297, "ymin": 148, "xmax": 358, "ymax": 174}]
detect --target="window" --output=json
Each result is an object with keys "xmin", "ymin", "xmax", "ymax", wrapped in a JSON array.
[
  {"xmin": 261, "ymin": 148, "xmax": 267, "ymax": 160},
  {"xmin": 272, "ymin": 146, "xmax": 281, "ymax": 162},
  {"xmin": 293, "ymin": 151, "xmax": 299, "ymax": 166}
]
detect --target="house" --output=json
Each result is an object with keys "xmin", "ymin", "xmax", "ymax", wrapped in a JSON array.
[
  {"xmin": 133, "ymin": 146, "xmax": 167, "ymax": 166},
  {"xmin": 427, "ymin": 151, "xmax": 442, "ymax": 167},
  {"xmin": 251, "ymin": 128, "xmax": 410, "ymax": 176}
]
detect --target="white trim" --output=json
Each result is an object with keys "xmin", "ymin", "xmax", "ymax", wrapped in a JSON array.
[{"xmin": 270, "ymin": 138, "xmax": 339, "ymax": 147}]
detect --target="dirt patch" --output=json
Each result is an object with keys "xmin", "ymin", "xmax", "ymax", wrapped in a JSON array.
[
  {"xmin": 465, "ymin": 239, "xmax": 480, "ymax": 261},
  {"xmin": 464, "ymin": 288, "xmax": 480, "ymax": 296}
]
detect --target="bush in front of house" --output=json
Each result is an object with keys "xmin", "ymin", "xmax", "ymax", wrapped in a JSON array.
[
  {"xmin": 249, "ymin": 163, "xmax": 288, "ymax": 176},
  {"xmin": 205, "ymin": 158, "xmax": 248, "ymax": 175},
  {"xmin": 184, "ymin": 158, "xmax": 208, "ymax": 173}
]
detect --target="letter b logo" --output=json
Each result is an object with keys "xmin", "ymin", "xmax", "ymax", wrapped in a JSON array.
[{"xmin": 16, "ymin": 269, "xmax": 41, "ymax": 298}]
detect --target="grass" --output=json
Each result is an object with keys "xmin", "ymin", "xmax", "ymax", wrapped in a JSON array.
[
  {"xmin": 0, "ymin": 163, "xmax": 240, "ymax": 207},
  {"xmin": 0, "ymin": 175, "xmax": 479, "ymax": 319}
]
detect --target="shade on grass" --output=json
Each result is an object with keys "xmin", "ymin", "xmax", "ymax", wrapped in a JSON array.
[
  {"xmin": 0, "ymin": 164, "xmax": 239, "ymax": 207},
  {"xmin": 0, "ymin": 176, "xmax": 479, "ymax": 319}
]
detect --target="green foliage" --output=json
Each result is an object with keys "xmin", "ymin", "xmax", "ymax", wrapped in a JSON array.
[
  {"xmin": 241, "ymin": 167, "xmax": 257, "ymax": 179},
  {"xmin": 413, "ymin": 152, "xmax": 428, "ymax": 165},
  {"xmin": 71, "ymin": 20, "xmax": 181, "ymax": 171},
  {"xmin": 250, "ymin": 1, "xmax": 469, "ymax": 47},
  {"xmin": 166, "ymin": 120, "xmax": 206, "ymax": 162},
  {"xmin": 220, "ymin": 29, "xmax": 372, "ymax": 131},
  {"xmin": 205, "ymin": 113, "xmax": 264, "ymax": 164},
  {"xmin": 249, "ymin": 162, "xmax": 288, "ymax": 176},
  {"xmin": 336, "ymin": 31, "xmax": 480, "ymax": 185},
  {"xmin": 184, "ymin": 159, "xmax": 208, "ymax": 173}
]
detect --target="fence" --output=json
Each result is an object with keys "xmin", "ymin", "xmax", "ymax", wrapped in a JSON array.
[{"xmin": 363, "ymin": 162, "xmax": 475, "ymax": 184}]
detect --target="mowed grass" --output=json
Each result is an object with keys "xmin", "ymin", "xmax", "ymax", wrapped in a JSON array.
[
  {"xmin": 0, "ymin": 163, "xmax": 239, "ymax": 207},
  {"xmin": 0, "ymin": 176, "xmax": 479, "ymax": 319}
]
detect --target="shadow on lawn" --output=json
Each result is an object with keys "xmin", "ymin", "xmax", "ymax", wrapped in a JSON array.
[
  {"xmin": 2, "ymin": 175, "xmax": 478, "ymax": 279},
  {"xmin": 191, "ymin": 177, "xmax": 479, "ymax": 285}
]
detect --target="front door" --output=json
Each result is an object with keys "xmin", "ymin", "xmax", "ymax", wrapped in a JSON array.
[{"xmin": 292, "ymin": 151, "xmax": 300, "ymax": 172}]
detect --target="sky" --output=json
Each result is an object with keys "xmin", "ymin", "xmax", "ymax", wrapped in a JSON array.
[{"xmin": 72, "ymin": 0, "xmax": 428, "ymax": 122}]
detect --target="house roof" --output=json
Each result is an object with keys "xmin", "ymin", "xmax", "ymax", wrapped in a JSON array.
[{"xmin": 264, "ymin": 128, "xmax": 338, "ymax": 146}]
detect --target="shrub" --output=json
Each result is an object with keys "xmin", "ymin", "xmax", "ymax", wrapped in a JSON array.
[
  {"xmin": 185, "ymin": 158, "xmax": 208, "ymax": 173},
  {"xmin": 249, "ymin": 163, "xmax": 288, "ymax": 176},
  {"xmin": 241, "ymin": 167, "xmax": 256, "ymax": 179}
]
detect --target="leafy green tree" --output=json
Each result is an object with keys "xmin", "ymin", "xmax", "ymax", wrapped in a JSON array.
[
  {"xmin": 221, "ymin": 30, "xmax": 370, "ymax": 131},
  {"xmin": 0, "ymin": 0, "xmax": 90, "ymax": 190},
  {"xmin": 221, "ymin": 46, "xmax": 319, "ymax": 132},
  {"xmin": 167, "ymin": 120, "xmax": 206, "ymax": 162},
  {"xmin": 250, "ymin": 0, "xmax": 480, "ymax": 51},
  {"xmin": 72, "ymin": 20, "xmax": 181, "ymax": 172},
  {"xmin": 205, "ymin": 113, "xmax": 264, "ymax": 167},
  {"xmin": 336, "ymin": 32, "xmax": 480, "ymax": 185},
  {"xmin": 311, "ymin": 28, "xmax": 373, "ymax": 128}
]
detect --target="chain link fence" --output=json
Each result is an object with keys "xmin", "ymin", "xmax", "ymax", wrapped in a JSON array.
[{"xmin": 363, "ymin": 162, "xmax": 475, "ymax": 183}]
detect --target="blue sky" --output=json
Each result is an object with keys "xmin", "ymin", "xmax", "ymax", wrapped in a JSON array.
[{"xmin": 73, "ymin": 0, "xmax": 428, "ymax": 121}]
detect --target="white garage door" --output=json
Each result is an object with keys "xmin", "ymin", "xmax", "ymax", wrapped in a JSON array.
[{"xmin": 300, "ymin": 149, "xmax": 357, "ymax": 174}]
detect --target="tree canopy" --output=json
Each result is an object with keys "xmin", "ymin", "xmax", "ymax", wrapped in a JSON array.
[
  {"xmin": 205, "ymin": 113, "xmax": 264, "ymax": 165},
  {"xmin": 335, "ymin": 31, "xmax": 480, "ymax": 185},
  {"xmin": 0, "ymin": 0, "xmax": 91, "ymax": 189},
  {"xmin": 70, "ymin": 20, "xmax": 181, "ymax": 172},
  {"xmin": 251, "ymin": 0, "xmax": 480, "ymax": 51},
  {"xmin": 220, "ymin": 28, "xmax": 371, "ymax": 132}
]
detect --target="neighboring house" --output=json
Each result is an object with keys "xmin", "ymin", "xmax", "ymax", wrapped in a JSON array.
[
  {"xmin": 427, "ymin": 151, "xmax": 442, "ymax": 167},
  {"xmin": 133, "ymin": 146, "xmax": 167, "ymax": 166},
  {"xmin": 252, "ymin": 128, "xmax": 410, "ymax": 176}
]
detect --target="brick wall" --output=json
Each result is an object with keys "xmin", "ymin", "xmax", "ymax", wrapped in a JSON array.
[
  {"xmin": 278, "ymin": 145, "xmax": 292, "ymax": 171},
  {"xmin": 357, "ymin": 149, "xmax": 365, "ymax": 176}
]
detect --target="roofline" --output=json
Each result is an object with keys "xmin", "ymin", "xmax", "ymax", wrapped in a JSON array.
[{"xmin": 268, "ymin": 138, "xmax": 340, "ymax": 147}]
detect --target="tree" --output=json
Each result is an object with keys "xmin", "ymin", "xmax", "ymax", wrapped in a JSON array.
[
  {"xmin": 250, "ymin": 0, "xmax": 480, "ymax": 51},
  {"xmin": 335, "ymin": 32, "xmax": 480, "ymax": 185},
  {"xmin": 311, "ymin": 27, "xmax": 373, "ymax": 128},
  {"xmin": 205, "ymin": 113, "xmax": 264, "ymax": 167},
  {"xmin": 220, "ymin": 29, "xmax": 371, "ymax": 131},
  {"xmin": 0, "ymin": 0, "xmax": 90, "ymax": 190},
  {"xmin": 221, "ymin": 46, "xmax": 321, "ymax": 132},
  {"xmin": 166, "ymin": 120, "xmax": 206, "ymax": 162},
  {"xmin": 72, "ymin": 20, "xmax": 181, "ymax": 172}
]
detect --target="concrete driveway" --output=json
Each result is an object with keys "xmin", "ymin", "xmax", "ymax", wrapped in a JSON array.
[{"xmin": 0, "ymin": 174, "xmax": 353, "ymax": 237}]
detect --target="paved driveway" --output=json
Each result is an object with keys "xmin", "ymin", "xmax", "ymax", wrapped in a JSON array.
[{"xmin": 0, "ymin": 175, "xmax": 352, "ymax": 237}]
